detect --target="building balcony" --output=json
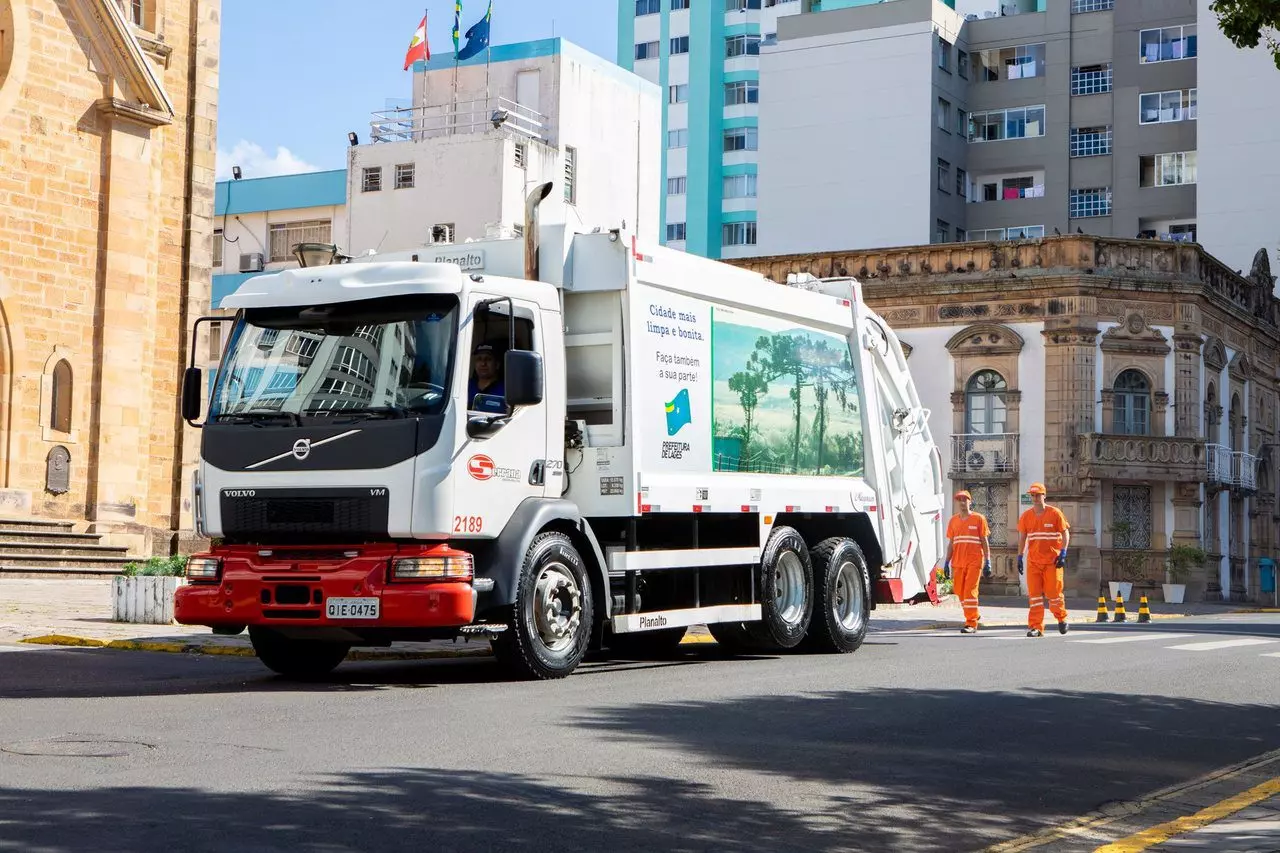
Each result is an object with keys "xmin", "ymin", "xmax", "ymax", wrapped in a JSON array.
[
  {"xmin": 1077, "ymin": 434, "xmax": 1207, "ymax": 483},
  {"xmin": 1206, "ymin": 444, "xmax": 1259, "ymax": 493},
  {"xmin": 950, "ymin": 433, "xmax": 1019, "ymax": 479}
]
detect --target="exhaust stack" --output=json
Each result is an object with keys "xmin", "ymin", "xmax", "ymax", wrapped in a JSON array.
[{"xmin": 523, "ymin": 181, "xmax": 553, "ymax": 281}]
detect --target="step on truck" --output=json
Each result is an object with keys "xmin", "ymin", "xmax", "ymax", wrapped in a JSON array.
[{"xmin": 175, "ymin": 185, "xmax": 945, "ymax": 679}]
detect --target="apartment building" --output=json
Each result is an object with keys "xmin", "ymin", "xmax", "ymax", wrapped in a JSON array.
[
  {"xmin": 736, "ymin": 236, "xmax": 1280, "ymax": 604},
  {"xmin": 755, "ymin": 0, "xmax": 1204, "ymax": 256},
  {"xmin": 348, "ymin": 38, "xmax": 661, "ymax": 257},
  {"xmin": 617, "ymin": 0, "xmax": 805, "ymax": 259}
]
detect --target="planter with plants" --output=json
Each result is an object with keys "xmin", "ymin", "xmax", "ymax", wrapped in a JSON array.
[
  {"xmin": 1163, "ymin": 542, "xmax": 1205, "ymax": 605},
  {"xmin": 111, "ymin": 555, "xmax": 187, "ymax": 624}
]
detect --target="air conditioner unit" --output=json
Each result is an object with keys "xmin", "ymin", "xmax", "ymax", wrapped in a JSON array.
[
  {"xmin": 239, "ymin": 252, "xmax": 264, "ymax": 273},
  {"xmin": 966, "ymin": 450, "xmax": 997, "ymax": 472}
]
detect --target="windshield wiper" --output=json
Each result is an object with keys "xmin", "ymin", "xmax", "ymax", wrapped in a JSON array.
[
  {"xmin": 303, "ymin": 405, "xmax": 412, "ymax": 421},
  {"xmin": 213, "ymin": 411, "xmax": 302, "ymax": 427}
]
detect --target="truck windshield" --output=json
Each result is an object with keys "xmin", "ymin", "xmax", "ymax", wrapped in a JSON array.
[{"xmin": 210, "ymin": 294, "xmax": 459, "ymax": 419}]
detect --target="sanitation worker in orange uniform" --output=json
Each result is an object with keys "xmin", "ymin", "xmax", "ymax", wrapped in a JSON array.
[
  {"xmin": 1016, "ymin": 482, "xmax": 1071, "ymax": 637},
  {"xmin": 944, "ymin": 490, "xmax": 992, "ymax": 634}
]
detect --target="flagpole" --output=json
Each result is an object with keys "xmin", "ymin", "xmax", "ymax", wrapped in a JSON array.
[
  {"xmin": 484, "ymin": 0, "xmax": 493, "ymax": 111},
  {"xmin": 451, "ymin": 2, "xmax": 460, "ymax": 137},
  {"xmin": 421, "ymin": 6, "xmax": 429, "ymax": 141}
]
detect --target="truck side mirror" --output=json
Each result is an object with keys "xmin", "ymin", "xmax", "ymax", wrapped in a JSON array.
[
  {"xmin": 181, "ymin": 367, "xmax": 203, "ymax": 423},
  {"xmin": 504, "ymin": 350, "xmax": 543, "ymax": 407}
]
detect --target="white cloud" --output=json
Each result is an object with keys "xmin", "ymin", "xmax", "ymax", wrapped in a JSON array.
[{"xmin": 215, "ymin": 140, "xmax": 319, "ymax": 180}]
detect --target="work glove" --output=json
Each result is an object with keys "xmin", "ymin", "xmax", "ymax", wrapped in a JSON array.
[
  {"xmin": 1017, "ymin": 555, "xmax": 1025, "ymax": 575},
  {"xmin": 1055, "ymin": 549, "xmax": 1067, "ymax": 568},
  {"xmin": 982, "ymin": 558, "xmax": 993, "ymax": 580},
  {"xmin": 943, "ymin": 560, "xmax": 951, "ymax": 581}
]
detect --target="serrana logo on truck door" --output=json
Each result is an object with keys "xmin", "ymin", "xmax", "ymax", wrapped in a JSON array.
[{"xmin": 468, "ymin": 454, "xmax": 495, "ymax": 480}]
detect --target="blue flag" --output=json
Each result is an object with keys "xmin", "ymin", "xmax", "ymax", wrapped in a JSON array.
[
  {"xmin": 664, "ymin": 388, "xmax": 691, "ymax": 436},
  {"xmin": 457, "ymin": 1, "xmax": 492, "ymax": 61}
]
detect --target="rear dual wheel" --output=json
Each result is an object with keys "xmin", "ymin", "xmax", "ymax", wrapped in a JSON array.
[
  {"xmin": 711, "ymin": 526, "xmax": 814, "ymax": 653},
  {"xmin": 806, "ymin": 537, "xmax": 870, "ymax": 654}
]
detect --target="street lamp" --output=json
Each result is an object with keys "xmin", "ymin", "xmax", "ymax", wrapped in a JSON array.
[{"xmin": 293, "ymin": 242, "xmax": 339, "ymax": 267}]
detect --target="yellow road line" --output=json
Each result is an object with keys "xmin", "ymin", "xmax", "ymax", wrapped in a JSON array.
[
  {"xmin": 19, "ymin": 634, "xmax": 107, "ymax": 648},
  {"xmin": 1094, "ymin": 775, "xmax": 1280, "ymax": 852},
  {"xmin": 981, "ymin": 746, "xmax": 1280, "ymax": 852}
]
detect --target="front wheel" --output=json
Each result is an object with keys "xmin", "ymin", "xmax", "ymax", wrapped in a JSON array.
[
  {"xmin": 806, "ymin": 537, "xmax": 870, "ymax": 653},
  {"xmin": 248, "ymin": 627, "xmax": 350, "ymax": 679},
  {"xmin": 492, "ymin": 532, "xmax": 594, "ymax": 680}
]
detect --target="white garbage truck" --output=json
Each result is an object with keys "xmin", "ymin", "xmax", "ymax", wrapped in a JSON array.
[{"xmin": 175, "ymin": 186, "xmax": 945, "ymax": 679}]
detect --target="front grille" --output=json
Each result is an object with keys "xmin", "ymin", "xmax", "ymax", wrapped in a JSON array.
[{"xmin": 220, "ymin": 488, "xmax": 390, "ymax": 543}]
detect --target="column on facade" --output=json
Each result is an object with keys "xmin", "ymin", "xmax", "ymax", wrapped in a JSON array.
[
  {"xmin": 1041, "ymin": 309, "xmax": 1100, "ymax": 595},
  {"xmin": 88, "ymin": 112, "xmax": 160, "ymax": 534}
]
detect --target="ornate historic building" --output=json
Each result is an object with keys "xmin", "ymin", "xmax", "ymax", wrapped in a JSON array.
[
  {"xmin": 0, "ymin": 0, "xmax": 219, "ymax": 566},
  {"xmin": 736, "ymin": 236, "xmax": 1280, "ymax": 603}
]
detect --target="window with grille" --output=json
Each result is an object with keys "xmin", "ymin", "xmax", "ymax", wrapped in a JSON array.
[
  {"xmin": 1070, "ymin": 126, "xmax": 1112, "ymax": 158},
  {"xmin": 394, "ymin": 163, "xmax": 415, "ymax": 189},
  {"xmin": 1112, "ymin": 486, "xmax": 1153, "ymax": 549},
  {"xmin": 1069, "ymin": 188, "xmax": 1111, "ymax": 218},
  {"xmin": 670, "ymin": 36, "xmax": 689, "ymax": 55},
  {"xmin": 666, "ymin": 222, "xmax": 687, "ymax": 242},
  {"xmin": 514, "ymin": 143, "xmax": 526, "ymax": 168},
  {"xmin": 1114, "ymin": 369, "xmax": 1151, "ymax": 435},
  {"xmin": 724, "ymin": 81, "xmax": 759, "ymax": 106},
  {"xmin": 362, "ymin": 167, "xmax": 382, "ymax": 192},
  {"xmin": 1071, "ymin": 63, "xmax": 1112, "ymax": 96},
  {"xmin": 1071, "ymin": 0, "xmax": 1113, "ymax": 11},
  {"xmin": 667, "ymin": 176, "xmax": 687, "ymax": 195},
  {"xmin": 966, "ymin": 483, "xmax": 1010, "ymax": 546},
  {"xmin": 564, "ymin": 146, "xmax": 577, "ymax": 204},
  {"xmin": 1140, "ymin": 151, "xmax": 1197, "ymax": 187},
  {"xmin": 268, "ymin": 219, "xmax": 332, "ymax": 262},
  {"xmin": 213, "ymin": 230, "xmax": 223, "ymax": 268},
  {"xmin": 722, "ymin": 221, "xmax": 757, "ymax": 246},
  {"xmin": 723, "ymin": 127, "xmax": 759, "ymax": 151}
]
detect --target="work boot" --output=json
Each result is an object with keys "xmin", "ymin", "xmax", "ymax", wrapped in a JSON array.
[
  {"xmin": 1058, "ymin": 620, "xmax": 1069, "ymax": 635},
  {"xmin": 1026, "ymin": 629, "xmax": 1043, "ymax": 638},
  {"xmin": 960, "ymin": 626, "xmax": 977, "ymax": 634}
]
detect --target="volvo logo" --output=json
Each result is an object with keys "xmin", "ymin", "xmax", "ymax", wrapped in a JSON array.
[
  {"xmin": 292, "ymin": 439, "xmax": 312, "ymax": 460},
  {"xmin": 244, "ymin": 429, "xmax": 361, "ymax": 470}
]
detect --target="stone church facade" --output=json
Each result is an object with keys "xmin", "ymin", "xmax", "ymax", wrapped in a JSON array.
[
  {"xmin": 737, "ymin": 237, "xmax": 1280, "ymax": 604},
  {"xmin": 0, "ymin": 0, "xmax": 219, "ymax": 558}
]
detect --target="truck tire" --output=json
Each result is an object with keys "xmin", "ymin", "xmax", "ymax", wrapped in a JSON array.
[
  {"xmin": 608, "ymin": 626, "xmax": 688, "ymax": 659},
  {"xmin": 492, "ymin": 531, "xmax": 594, "ymax": 680},
  {"xmin": 248, "ymin": 627, "xmax": 350, "ymax": 679},
  {"xmin": 745, "ymin": 526, "xmax": 814, "ymax": 651},
  {"xmin": 806, "ymin": 537, "xmax": 870, "ymax": 654},
  {"xmin": 707, "ymin": 621, "xmax": 761, "ymax": 655}
]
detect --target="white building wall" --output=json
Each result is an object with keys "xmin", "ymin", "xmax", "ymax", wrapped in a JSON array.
[
  {"xmin": 1195, "ymin": 0, "xmax": 1280, "ymax": 284},
  {"xmin": 756, "ymin": 21, "xmax": 936, "ymax": 255},
  {"xmin": 214, "ymin": 204, "xmax": 348, "ymax": 275}
]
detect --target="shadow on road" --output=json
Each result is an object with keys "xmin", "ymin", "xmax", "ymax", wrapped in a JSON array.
[{"xmin": 0, "ymin": 688, "xmax": 1277, "ymax": 851}]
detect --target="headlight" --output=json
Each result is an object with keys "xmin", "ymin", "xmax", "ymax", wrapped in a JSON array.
[
  {"xmin": 390, "ymin": 550, "xmax": 474, "ymax": 581},
  {"xmin": 186, "ymin": 556, "xmax": 222, "ymax": 581}
]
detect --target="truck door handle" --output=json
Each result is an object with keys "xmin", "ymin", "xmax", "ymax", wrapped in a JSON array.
[{"xmin": 529, "ymin": 460, "xmax": 545, "ymax": 486}]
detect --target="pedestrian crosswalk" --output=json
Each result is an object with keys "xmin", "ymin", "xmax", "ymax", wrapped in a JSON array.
[{"xmin": 956, "ymin": 627, "xmax": 1280, "ymax": 659}]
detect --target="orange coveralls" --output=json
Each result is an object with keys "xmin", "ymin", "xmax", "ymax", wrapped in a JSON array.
[
  {"xmin": 1018, "ymin": 505, "xmax": 1070, "ymax": 631},
  {"xmin": 946, "ymin": 512, "xmax": 990, "ymax": 629}
]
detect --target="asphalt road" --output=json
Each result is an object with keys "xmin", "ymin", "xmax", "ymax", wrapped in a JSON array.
[{"xmin": 2, "ymin": 613, "xmax": 1279, "ymax": 853}]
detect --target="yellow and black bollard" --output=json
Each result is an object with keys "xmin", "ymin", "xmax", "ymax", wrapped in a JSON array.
[
  {"xmin": 1113, "ymin": 594, "xmax": 1127, "ymax": 623},
  {"xmin": 1096, "ymin": 596, "xmax": 1109, "ymax": 623},
  {"xmin": 1137, "ymin": 595, "xmax": 1151, "ymax": 624}
]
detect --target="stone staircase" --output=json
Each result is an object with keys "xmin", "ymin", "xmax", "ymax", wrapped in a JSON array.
[{"xmin": 0, "ymin": 518, "xmax": 135, "ymax": 579}]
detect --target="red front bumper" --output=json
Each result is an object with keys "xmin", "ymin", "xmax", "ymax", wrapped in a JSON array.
[{"xmin": 174, "ymin": 544, "xmax": 476, "ymax": 630}]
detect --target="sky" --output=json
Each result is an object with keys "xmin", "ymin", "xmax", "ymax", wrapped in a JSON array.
[{"xmin": 216, "ymin": 1, "xmax": 618, "ymax": 180}]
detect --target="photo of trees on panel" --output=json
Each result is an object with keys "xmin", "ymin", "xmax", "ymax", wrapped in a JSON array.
[{"xmin": 712, "ymin": 310, "xmax": 864, "ymax": 477}]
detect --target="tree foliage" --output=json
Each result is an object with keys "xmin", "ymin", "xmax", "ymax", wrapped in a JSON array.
[{"xmin": 1211, "ymin": 0, "xmax": 1280, "ymax": 70}]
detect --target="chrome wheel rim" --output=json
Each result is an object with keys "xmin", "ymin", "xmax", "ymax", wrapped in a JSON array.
[
  {"xmin": 532, "ymin": 563, "xmax": 582, "ymax": 653},
  {"xmin": 833, "ymin": 560, "xmax": 864, "ymax": 631},
  {"xmin": 774, "ymin": 551, "xmax": 806, "ymax": 625}
]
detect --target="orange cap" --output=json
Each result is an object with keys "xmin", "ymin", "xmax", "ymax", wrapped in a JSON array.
[
  {"xmin": 954, "ymin": 490, "xmax": 972, "ymax": 501},
  {"xmin": 1027, "ymin": 482, "xmax": 1046, "ymax": 495}
]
